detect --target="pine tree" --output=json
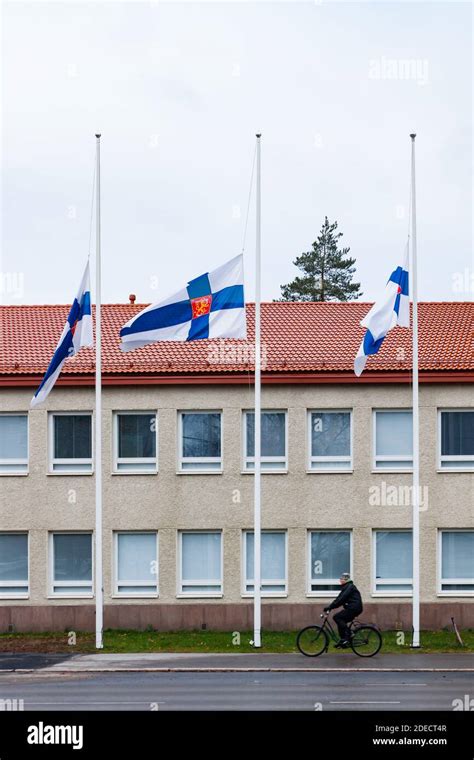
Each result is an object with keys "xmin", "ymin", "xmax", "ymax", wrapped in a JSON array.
[{"xmin": 279, "ymin": 217, "xmax": 362, "ymax": 301}]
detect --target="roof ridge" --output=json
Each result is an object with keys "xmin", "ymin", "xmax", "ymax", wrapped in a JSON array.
[{"xmin": 1, "ymin": 301, "xmax": 473, "ymax": 308}]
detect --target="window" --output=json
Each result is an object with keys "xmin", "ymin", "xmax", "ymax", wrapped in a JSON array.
[
  {"xmin": 179, "ymin": 412, "xmax": 222, "ymax": 472},
  {"xmin": 114, "ymin": 412, "xmax": 157, "ymax": 473},
  {"xmin": 114, "ymin": 532, "xmax": 158, "ymax": 595},
  {"xmin": 308, "ymin": 411, "xmax": 352, "ymax": 471},
  {"xmin": 179, "ymin": 531, "xmax": 222, "ymax": 595},
  {"xmin": 0, "ymin": 534, "xmax": 28, "ymax": 597},
  {"xmin": 50, "ymin": 413, "xmax": 92, "ymax": 473},
  {"xmin": 243, "ymin": 531, "xmax": 287, "ymax": 595},
  {"xmin": 0, "ymin": 415, "xmax": 28, "ymax": 474},
  {"xmin": 373, "ymin": 531, "xmax": 412, "ymax": 595},
  {"xmin": 439, "ymin": 531, "xmax": 474, "ymax": 594},
  {"xmin": 308, "ymin": 531, "xmax": 351, "ymax": 594},
  {"xmin": 243, "ymin": 411, "xmax": 287, "ymax": 471},
  {"xmin": 50, "ymin": 533, "xmax": 92, "ymax": 596},
  {"xmin": 374, "ymin": 410, "xmax": 412, "ymax": 470},
  {"xmin": 439, "ymin": 411, "xmax": 474, "ymax": 470}
]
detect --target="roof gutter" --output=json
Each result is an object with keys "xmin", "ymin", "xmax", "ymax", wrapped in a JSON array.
[{"xmin": 0, "ymin": 371, "xmax": 472, "ymax": 387}]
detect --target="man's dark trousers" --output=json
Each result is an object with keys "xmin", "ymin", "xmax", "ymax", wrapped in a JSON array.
[{"xmin": 334, "ymin": 608, "xmax": 360, "ymax": 641}]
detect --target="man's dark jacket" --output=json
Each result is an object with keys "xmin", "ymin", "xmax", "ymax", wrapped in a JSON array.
[{"xmin": 327, "ymin": 581, "xmax": 363, "ymax": 613}]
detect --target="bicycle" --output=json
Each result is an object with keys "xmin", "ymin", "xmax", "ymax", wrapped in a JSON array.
[{"xmin": 296, "ymin": 612, "xmax": 382, "ymax": 657}]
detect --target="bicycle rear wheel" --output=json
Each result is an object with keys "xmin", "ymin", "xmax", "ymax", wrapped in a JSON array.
[
  {"xmin": 350, "ymin": 625, "xmax": 382, "ymax": 657},
  {"xmin": 296, "ymin": 625, "xmax": 328, "ymax": 657}
]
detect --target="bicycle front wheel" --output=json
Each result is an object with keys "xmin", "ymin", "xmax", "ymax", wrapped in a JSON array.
[
  {"xmin": 350, "ymin": 625, "xmax": 382, "ymax": 657},
  {"xmin": 296, "ymin": 625, "xmax": 328, "ymax": 657}
]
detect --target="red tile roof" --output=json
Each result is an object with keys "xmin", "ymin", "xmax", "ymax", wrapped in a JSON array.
[{"xmin": 0, "ymin": 302, "xmax": 472, "ymax": 383}]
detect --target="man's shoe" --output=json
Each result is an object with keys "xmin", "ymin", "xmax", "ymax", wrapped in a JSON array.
[{"xmin": 336, "ymin": 640, "xmax": 350, "ymax": 648}]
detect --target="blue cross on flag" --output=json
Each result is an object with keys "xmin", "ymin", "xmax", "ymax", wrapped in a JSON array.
[
  {"xmin": 119, "ymin": 254, "xmax": 246, "ymax": 351},
  {"xmin": 31, "ymin": 260, "xmax": 93, "ymax": 407},
  {"xmin": 354, "ymin": 250, "xmax": 410, "ymax": 376}
]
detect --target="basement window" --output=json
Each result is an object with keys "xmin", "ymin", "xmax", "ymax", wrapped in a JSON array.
[
  {"xmin": 243, "ymin": 530, "xmax": 287, "ymax": 595},
  {"xmin": 373, "ymin": 530, "xmax": 413, "ymax": 596},
  {"xmin": 308, "ymin": 530, "xmax": 352, "ymax": 595},
  {"xmin": 439, "ymin": 531, "xmax": 474, "ymax": 594},
  {"xmin": 178, "ymin": 531, "xmax": 222, "ymax": 596},
  {"xmin": 114, "ymin": 532, "xmax": 158, "ymax": 595},
  {"xmin": 50, "ymin": 533, "xmax": 92, "ymax": 596},
  {"xmin": 0, "ymin": 533, "xmax": 29, "ymax": 597}
]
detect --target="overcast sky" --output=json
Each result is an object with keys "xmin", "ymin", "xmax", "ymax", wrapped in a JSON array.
[{"xmin": 1, "ymin": 1, "xmax": 472, "ymax": 306}]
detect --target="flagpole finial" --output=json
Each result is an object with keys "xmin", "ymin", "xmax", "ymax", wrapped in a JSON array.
[{"xmin": 410, "ymin": 133, "xmax": 416, "ymax": 140}]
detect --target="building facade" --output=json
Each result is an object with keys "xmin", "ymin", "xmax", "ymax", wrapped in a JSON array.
[{"xmin": 0, "ymin": 301, "xmax": 473, "ymax": 631}]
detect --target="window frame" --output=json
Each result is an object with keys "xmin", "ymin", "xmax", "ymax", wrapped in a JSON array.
[
  {"xmin": 307, "ymin": 409, "xmax": 353, "ymax": 473},
  {"xmin": 372, "ymin": 409, "xmax": 413, "ymax": 472},
  {"xmin": 49, "ymin": 531, "xmax": 93, "ymax": 598},
  {"xmin": 48, "ymin": 412, "xmax": 93, "ymax": 475},
  {"xmin": 113, "ymin": 531, "xmax": 159, "ymax": 598},
  {"xmin": 242, "ymin": 409, "xmax": 288, "ymax": 473},
  {"xmin": 0, "ymin": 532, "xmax": 29, "ymax": 599},
  {"xmin": 0, "ymin": 413, "xmax": 29, "ymax": 476},
  {"xmin": 306, "ymin": 529, "xmax": 353, "ymax": 597},
  {"xmin": 177, "ymin": 411, "xmax": 223, "ymax": 474},
  {"xmin": 112, "ymin": 411, "xmax": 158, "ymax": 475},
  {"xmin": 241, "ymin": 529, "xmax": 288, "ymax": 597},
  {"xmin": 438, "ymin": 529, "xmax": 474, "ymax": 597},
  {"xmin": 372, "ymin": 529, "xmax": 413, "ymax": 598},
  {"xmin": 177, "ymin": 530, "xmax": 223, "ymax": 598},
  {"xmin": 438, "ymin": 409, "xmax": 474, "ymax": 472}
]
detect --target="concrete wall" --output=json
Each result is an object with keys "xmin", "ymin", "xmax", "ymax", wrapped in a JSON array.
[
  {"xmin": 0, "ymin": 382, "xmax": 473, "ymax": 631},
  {"xmin": 0, "ymin": 603, "xmax": 472, "ymax": 632}
]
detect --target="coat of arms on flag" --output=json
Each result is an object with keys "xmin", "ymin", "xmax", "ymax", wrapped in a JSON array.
[{"xmin": 120, "ymin": 254, "xmax": 246, "ymax": 351}]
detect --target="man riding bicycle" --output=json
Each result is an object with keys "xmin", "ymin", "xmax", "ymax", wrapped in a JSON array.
[{"xmin": 324, "ymin": 572, "xmax": 363, "ymax": 648}]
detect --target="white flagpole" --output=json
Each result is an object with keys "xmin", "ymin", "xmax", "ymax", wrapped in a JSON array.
[
  {"xmin": 95, "ymin": 133, "xmax": 104, "ymax": 649},
  {"xmin": 253, "ymin": 133, "xmax": 262, "ymax": 648},
  {"xmin": 410, "ymin": 133, "xmax": 421, "ymax": 648}
]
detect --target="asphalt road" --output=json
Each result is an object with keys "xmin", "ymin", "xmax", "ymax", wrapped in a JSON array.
[
  {"xmin": 1, "ymin": 651, "xmax": 473, "ymax": 671},
  {"xmin": 0, "ymin": 671, "xmax": 470, "ymax": 711}
]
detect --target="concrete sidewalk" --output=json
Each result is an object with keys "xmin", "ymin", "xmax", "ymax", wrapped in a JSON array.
[{"xmin": 1, "ymin": 651, "xmax": 473, "ymax": 673}]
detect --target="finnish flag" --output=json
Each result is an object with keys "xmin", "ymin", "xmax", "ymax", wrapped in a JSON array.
[
  {"xmin": 354, "ymin": 251, "xmax": 409, "ymax": 376},
  {"xmin": 120, "ymin": 254, "xmax": 246, "ymax": 351},
  {"xmin": 31, "ymin": 261, "xmax": 93, "ymax": 407}
]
